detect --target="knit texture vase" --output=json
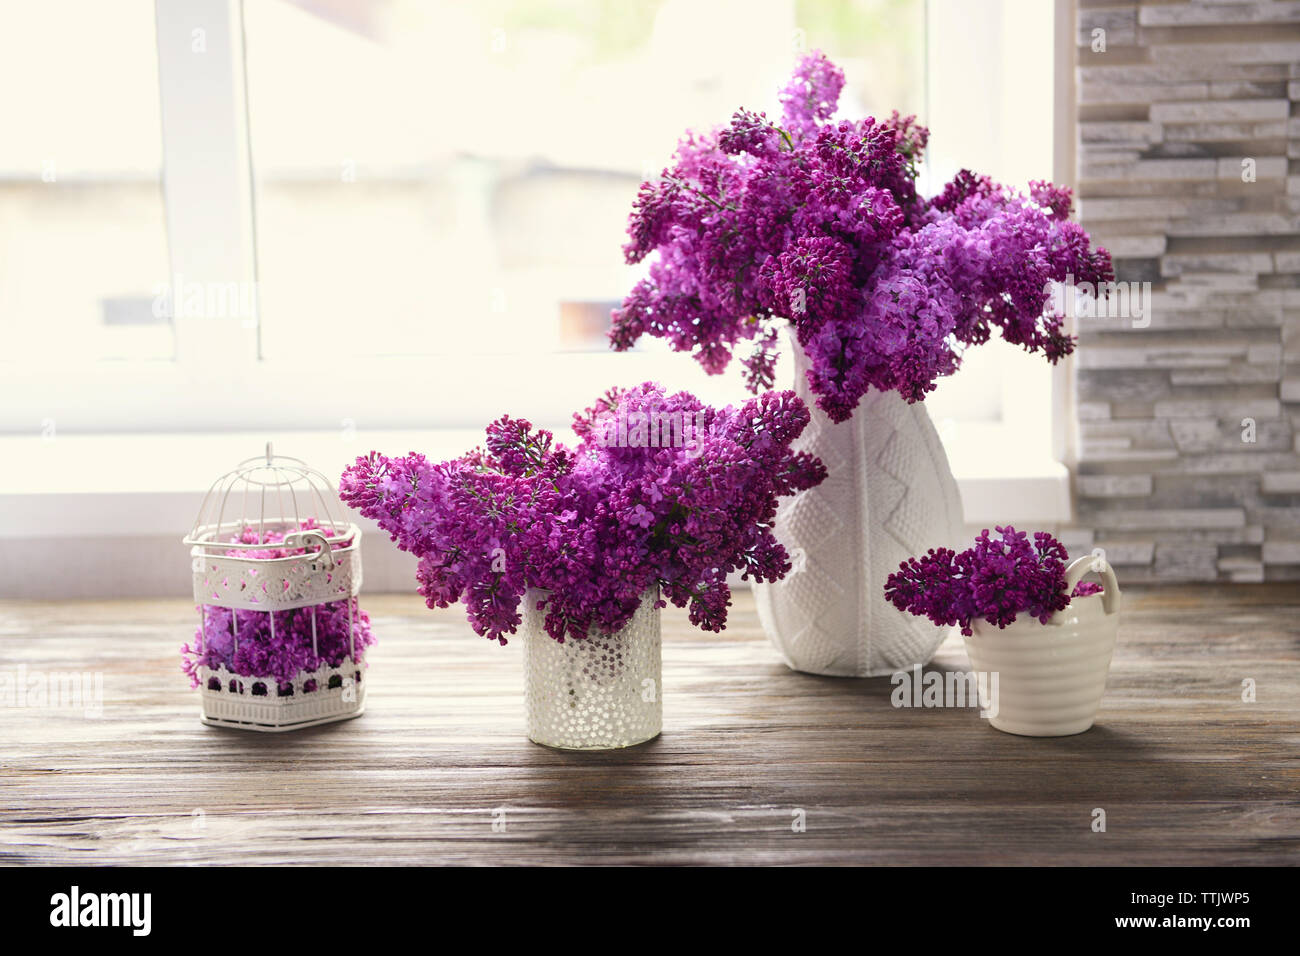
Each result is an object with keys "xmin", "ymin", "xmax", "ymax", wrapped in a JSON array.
[{"xmin": 754, "ymin": 340, "xmax": 965, "ymax": 676}]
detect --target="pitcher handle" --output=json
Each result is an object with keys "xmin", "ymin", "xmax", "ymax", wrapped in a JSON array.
[{"xmin": 1051, "ymin": 553, "xmax": 1120, "ymax": 623}]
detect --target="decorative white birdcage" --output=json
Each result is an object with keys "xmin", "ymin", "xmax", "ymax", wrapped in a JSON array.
[{"xmin": 183, "ymin": 443, "xmax": 368, "ymax": 731}]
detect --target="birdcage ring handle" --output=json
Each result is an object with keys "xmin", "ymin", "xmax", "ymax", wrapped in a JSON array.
[{"xmin": 283, "ymin": 530, "xmax": 336, "ymax": 571}]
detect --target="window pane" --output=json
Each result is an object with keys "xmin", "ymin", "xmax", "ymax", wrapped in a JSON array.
[
  {"xmin": 796, "ymin": 0, "xmax": 925, "ymax": 119},
  {"xmin": 0, "ymin": 0, "xmax": 171, "ymax": 363},
  {"xmin": 922, "ymin": 0, "xmax": 1056, "ymax": 444},
  {"xmin": 244, "ymin": 0, "xmax": 925, "ymax": 374}
]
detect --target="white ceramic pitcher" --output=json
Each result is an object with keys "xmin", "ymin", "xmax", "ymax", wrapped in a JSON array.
[{"xmin": 962, "ymin": 555, "xmax": 1121, "ymax": 737}]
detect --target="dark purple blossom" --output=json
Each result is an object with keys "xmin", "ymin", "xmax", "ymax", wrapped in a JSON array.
[
  {"xmin": 884, "ymin": 526, "xmax": 1104, "ymax": 636},
  {"xmin": 612, "ymin": 52, "xmax": 1113, "ymax": 423},
  {"xmin": 339, "ymin": 384, "xmax": 826, "ymax": 645}
]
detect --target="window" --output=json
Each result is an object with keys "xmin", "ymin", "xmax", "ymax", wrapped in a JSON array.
[
  {"xmin": 0, "ymin": 1, "xmax": 171, "ymax": 364},
  {"xmin": 244, "ymin": 0, "xmax": 923, "ymax": 365},
  {"xmin": 1, "ymin": 0, "xmax": 1066, "ymax": 523},
  {"xmin": 236, "ymin": 0, "xmax": 926, "ymax": 419},
  {"xmin": 923, "ymin": 0, "xmax": 1059, "ymax": 475}
]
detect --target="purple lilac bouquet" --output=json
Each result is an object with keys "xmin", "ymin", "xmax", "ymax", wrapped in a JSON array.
[
  {"xmin": 612, "ymin": 52, "xmax": 1114, "ymax": 423},
  {"xmin": 339, "ymin": 382, "xmax": 826, "ymax": 644},
  {"xmin": 181, "ymin": 523, "xmax": 375, "ymax": 690},
  {"xmin": 884, "ymin": 526, "xmax": 1103, "ymax": 636}
]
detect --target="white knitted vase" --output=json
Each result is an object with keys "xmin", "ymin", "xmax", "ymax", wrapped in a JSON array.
[{"xmin": 754, "ymin": 339, "xmax": 965, "ymax": 676}]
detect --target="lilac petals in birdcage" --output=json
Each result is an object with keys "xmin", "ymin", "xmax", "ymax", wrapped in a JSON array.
[{"xmin": 182, "ymin": 444, "xmax": 371, "ymax": 731}]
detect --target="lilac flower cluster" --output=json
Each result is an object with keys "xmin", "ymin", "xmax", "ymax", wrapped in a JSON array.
[
  {"xmin": 181, "ymin": 598, "xmax": 373, "ymax": 691},
  {"xmin": 339, "ymin": 383, "xmax": 826, "ymax": 644},
  {"xmin": 612, "ymin": 52, "xmax": 1114, "ymax": 423},
  {"xmin": 884, "ymin": 526, "xmax": 1103, "ymax": 636},
  {"xmin": 181, "ymin": 521, "xmax": 375, "ymax": 689}
]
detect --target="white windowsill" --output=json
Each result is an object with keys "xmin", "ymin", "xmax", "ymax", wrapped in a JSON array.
[{"xmin": 939, "ymin": 423, "xmax": 1072, "ymax": 529}]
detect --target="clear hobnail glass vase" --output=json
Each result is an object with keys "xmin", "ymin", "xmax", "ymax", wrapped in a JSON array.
[{"xmin": 522, "ymin": 588, "xmax": 662, "ymax": 750}]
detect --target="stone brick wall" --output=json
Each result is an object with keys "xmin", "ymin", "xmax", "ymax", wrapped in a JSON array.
[{"xmin": 1072, "ymin": 0, "xmax": 1300, "ymax": 582}]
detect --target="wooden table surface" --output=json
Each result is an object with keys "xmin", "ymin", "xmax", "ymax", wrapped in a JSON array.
[{"xmin": 1, "ymin": 585, "xmax": 1297, "ymax": 866}]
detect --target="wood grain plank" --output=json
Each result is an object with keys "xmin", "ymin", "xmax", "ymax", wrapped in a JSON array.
[{"xmin": 1, "ymin": 586, "xmax": 1297, "ymax": 865}]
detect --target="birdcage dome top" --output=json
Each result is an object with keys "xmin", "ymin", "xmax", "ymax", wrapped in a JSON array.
[{"xmin": 185, "ymin": 442, "xmax": 357, "ymax": 554}]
